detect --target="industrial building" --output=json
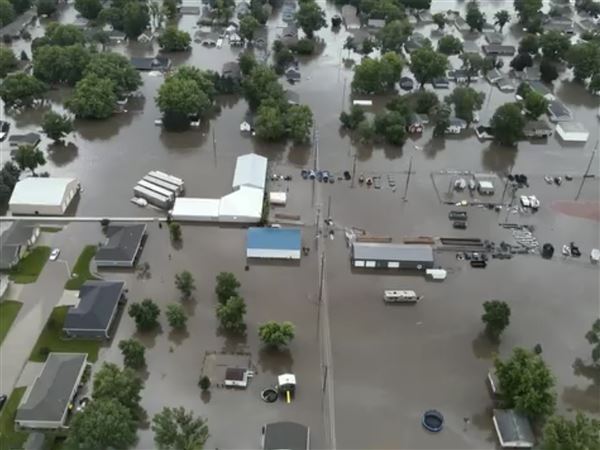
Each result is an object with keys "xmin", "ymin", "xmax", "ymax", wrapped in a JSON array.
[
  {"xmin": 246, "ymin": 227, "xmax": 302, "ymax": 259},
  {"xmin": 351, "ymin": 243, "xmax": 434, "ymax": 270},
  {"xmin": 9, "ymin": 178, "xmax": 80, "ymax": 216}
]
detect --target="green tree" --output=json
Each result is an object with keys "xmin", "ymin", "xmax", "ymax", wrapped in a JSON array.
[
  {"xmin": 213, "ymin": 0, "xmax": 234, "ymax": 22},
  {"xmin": 437, "ymin": 35, "xmax": 462, "ymax": 55},
  {"xmin": 432, "ymin": 12, "xmax": 445, "ymax": 29},
  {"xmin": 523, "ymin": 91, "xmax": 548, "ymax": 119},
  {"xmin": 255, "ymin": 102, "xmax": 286, "ymax": 141},
  {"xmin": 410, "ymin": 46, "xmax": 448, "ymax": 88},
  {"xmin": 539, "ymin": 30, "xmax": 571, "ymax": 60},
  {"xmin": 36, "ymin": 0, "xmax": 56, "ymax": 16},
  {"xmin": 158, "ymin": 26, "xmax": 191, "ymax": 51},
  {"xmin": 514, "ymin": 0, "xmax": 542, "ymax": 26},
  {"xmin": 356, "ymin": 119, "xmax": 375, "ymax": 143},
  {"xmin": 156, "ymin": 76, "xmax": 210, "ymax": 130},
  {"xmin": 0, "ymin": 0, "xmax": 15, "ymax": 27},
  {"xmin": 216, "ymin": 295, "xmax": 247, "ymax": 333},
  {"xmin": 494, "ymin": 10, "xmax": 510, "ymax": 31},
  {"xmin": 169, "ymin": 222, "xmax": 182, "ymax": 241},
  {"xmin": 566, "ymin": 40, "xmax": 600, "ymax": 81},
  {"xmin": 66, "ymin": 74, "xmax": 116, "ymax": 119},
  {"xmin": 242, "ymin": 64, "xmax": 284, "ymax": 110},
  {"xmin": 198, "ymin": 375, "xmax": 210, "ymax": 391},
  {"xmin": 340, "ymin": 105, "xmax": 366, "ymax": 130},
  {"xmin": 518, "ymin": 34, "xmax": 539, "ymax": 54},
  {"xmin": 0, "ymin": 161, "xmax": 20, "ymax": 207},
  {"xmin": 0, "ymin": 72, "xmax": 46, "ymax": 107},
  {"xmin": 239, "ymin": 52, "xmax": 256, "ymax": 76},
  {"xmin": 401, "ymin": 0, "xmax": 430, "ymax": 9},
  {"xmin": 585, "ymin": 318, "xmax": 600, "ymax": 364},
  {"xmin": 360, "ymin": 0, "xmax": 403, "ymax": 23},
  {"xmin": 259, "ymin": 321, "xmax": 295, "ymax": 348},
  {"xmin": 541, "ymin": 412, "xmax": 600, "ymax": 450},
  {"xmin": 118, "ymin": 338, "xmax": 146, "ymax": 369},
  {"xmin": 272, "ymin": 41, "xmax": 294, "ymax": 74},
  {"xmin": 459, "ymin": 53, "xmax": 485, "ymax": 85},
  {"xmin": 510, "ymin": 52, "xmax": 533, "ymax": 72},
  {"xmin": 407, "ymin": 90, "xmax": 439, "ymax": 114},
  {"xmin": 445, "ymin": 86, "xmax": 484, "ymax": 124},
  {"xmin": 41, "ymin": 111, "xmax": 73, "ymax": 142},
  {"xmin": 163, "ymin": 0, "xmax": 177, "ymax": 19},
  {"xmin": 74, "ymin": 0, "xmax": 102, "ymax": 19},
  {"xmin": 540, "ymin": 58, "xmax": 559, "ymax": 83},
  {"xmin": 128, "ymin": 298, "xmax": 160, "ymax": 331},
  {"xmin": 152, "ymin": 407, "xmax": 209, "ymax": 450},
  {"xmin": 84, "ymin": 52, "xmax": 142, "ymax": 97},
  {"xmin": 352, "ymin": 52, "xmax": 403, "ymax": 94},
  {"xmin": 481, "ymin": 300, "xmax": 511, "ymax": 340},
  {"xmin": 33, "ymin": 44, "xmax": 91, "ymax": 85},
  {"xmin": 466, "ymin": 1, "xmax": 485, "ymax": 32},
  {"xmin": 44, "ymin": 23, "xmax": 86, "ymax": 46},
  {"xmin": 10, "ymin": 0, "xmax": 30, "ymax": 14},
  {"xmin": 166, "ymin": 303, "xmax": 187, "ymax": 329},
  {"xmin": 589, "ymin": 73, "xmax": 600, "ymax": 94},
  {"xmin": 13, "ymin": 145, "xmax": 45, "ymax": 174},
  {"xmin": 491, "ymin": 102, "xmax": 525, "ymax": 146},
  {"xmin": 378, "ymin": 19, "xmax": 412, "ymax": 53},
  {"xmin": 431, "ymin": 103, "xmax": 451, "ymax": 137},
  {"xmin": 285, "ymin": 104, "xmax": 313, "ymax": 143},
  {"xmin": 92, "ymin": 362, "xmax": 143, "ymax": 417},
  {"xmin": 215, "ymin": 272, "xmax": 240, "ymax": 303},
  {"xmin": 295, "ymin": 0, "xmax": 325, "ymax": 38},
  {"xmin": 494, "ymin": 347, "xmax": 556, "ymax": 419},
  {"xmin": 64, "ymin": 399, "xmax": 137, "ymax": 450},
  {"xmin": 239, "ymin": 14, "xmax": 259, "ymax": 42},
  {"xmin": 374, "ymin": 111, "xmax": 407, "ymax": 145},
  {"xmin": 122, "ymin": 1, "xmax": 149, "ymax": 39},
  {"xmin": 175, "ymin": 271, "xmax": 196, "ymax": 300}
]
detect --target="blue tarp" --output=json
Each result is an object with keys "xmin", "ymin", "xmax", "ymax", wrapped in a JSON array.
[{"xmin": 247, "ymin": 227, "xmax": 301, "ymax": 251}]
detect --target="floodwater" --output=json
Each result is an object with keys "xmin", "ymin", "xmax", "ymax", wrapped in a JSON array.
[{"xmin": 1, "ymin": 0, "xmax": 599, "ymax": 448}]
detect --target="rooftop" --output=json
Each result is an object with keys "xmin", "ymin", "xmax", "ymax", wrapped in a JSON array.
[
  {"xmin": 95, "ymin": 224, "xmax": 146, "ymax": 264},
  {"xmin": 9, "ymin": 178, "xmax": 79, "ymax": 207},
  {"xmin": 64, "ymin": 280, "xmax": 125, "ymax": 332},
  {"xmin": 492, "ymin": 409, "xmax": 535, "ymax": 448},
  {"xmin": 263, "ymin": 421, "xmax": 309, "ymax": 450},
  {"xmin": 232, "ymin": 153, "xmax": 268, "ymax": 190},
  {"xmin": 247, "ymin": 227, "xmax": 301, "ymax": 251},
  {"xmin": 16, "ymin": 353, "xmax": 87, "ymax": 424},
  {"xmin": 352, "ymin": 243, "xmax": 434, "ymax": 262}
]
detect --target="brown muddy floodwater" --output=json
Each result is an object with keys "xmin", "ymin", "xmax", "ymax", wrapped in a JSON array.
[{"xmin": 1, "ymin": 0, "xmax": 599, "ymax": 448}]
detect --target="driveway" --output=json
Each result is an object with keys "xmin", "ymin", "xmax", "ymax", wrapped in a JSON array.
[{"xmin": 0, "ymin": 261, "xmax": 70, "ymax": 394}]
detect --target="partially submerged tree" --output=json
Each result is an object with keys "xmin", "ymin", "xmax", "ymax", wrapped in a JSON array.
[
  {"xmin": 514, "ymin": 0, "xmax": 542, "ymax": 27},
  {"xmin": 523, "ymin": 90, "xmax": 548, "ymax": 119},
  {"xmin": 215, "ymin": 272, "xmax": 240, "ymax": 303},
  {"xmin": 437, "ymin": 35, "xmax": 463, "ymax": 55},
  {"xmin": 66, "ymin": 74, "xmax": 117, "ymax": 119},
  {"xmin": 352, "ymin": 52, "xmax": 403, "ymax": 94},
  {"xmin": 166, "ymin": 304, "xmax": 187, "ymax": 330},
  {"xmin": 465, "ymin": 1, "xmax": 485, "ymax": 32},
  {"xmin": 378, "ymin": 19, "xmax": 412, "ymax": 53},
  {"xmin": 409, "ymin": 46, "xmax": 448, "ymax": 88},
  {"xmin": 494, "ymin": 10, "xmax": 510, "ymax": 31},
  {"xmin": 12, "ymin": 145, "xmax": 46, "ymax": 174},
  {"xmin": 432, "ymin": 12, "xmax": 445, "ymax": 30},
  {"xmin": 119, "ymin": 338, "xmax": 146, "ymax": 369},
  {"xmin": 540, "ymin": 58, "xmax": 559, "ymax": 83},
  {"xmin": 258, "ymin": 321, "xmax": 295, "ymax": 349},
  {"xmin": 510, "ymin": 52, "xmax": 533, "ymax": 72},
  {"xmin": 0, "ymin": 73, "xmax": 46, "ymax": 107},
  {"xmin": 0, "ymin": 0, "xmax": 15, "ymax": 28},
  {"xmin": 216, "ymin": 295, "xmax": 247, "ymax": 333},
  {"xmin": 585, "ymin": 318, "xmax": 600, "ymax": 364},
  {"xmin": 445, "ymin": 87, "xmax": 484, "ymax": 124},
  {"xmin": 36, "ymin": 0, "xmax": 57, "ymax": 16},
  {"xmin": 152, "ymin": 407, "xmax": 209, "ymax": 450},
  {"xmin": 128, "ymin": 298, "xmax": 160, "ymax": 331},
  {"xmin": 518, "ymin": 34, "xmax": 539, "ymax": 55},
  {"xmin": 158, "ymin": 26, "xmax": 191, "ymax": 51},
  {"xmin": 239, "ymin": 14, "xmax": 259, "ymax": 42},
  {"xmin": 74, "ymin": 0, "xmax": 102, "ymax": 19},
  {"xmin": 541, "ymin": 412, "xmax": 600, "ymax": 450},
  {"xmin": 481, "ymin": 300, "xmax": 511, "ymax": 341},
  {"xmin": 566, "ymin": 40, "xmax": 600, "ymax": 82},
  {"xmin": 0, "ymin": 46, "xmax": 17, "ymax": 78},
  {"xmin": 122, "ymin": 1, "xmax": 150, "ymax": 39},
  {"xmin": 169, "ymin": 222, "xmax": 182, "ymax": 242},
  {"xmin": 494, "ymin": 347, "xmax": 556, "ymax": 420},
  {"xmin": 92, "ymin": 362, "xmax": 144, "ymax": 418},
  {"xmin": 490, "ymin": 102, "xmax": 525, "ymax": 146},
  {"xmin": 295, "ymin": 0, "xmax": 325, "ymax": 39},
  {"xmin": 340, "ymin": 105, "xmax": 366, "ymax": 130},
  {"xmin": 539, "ymin": 30, "xmax": 571, "ymax": 60},
  {"xmin": 175, "ymin": 271, "xmax": 196, "ymax": 300},
  {"xmin": 199, "ymin": 375, "xmax": 211, "ymax": 391},
  {"xmin": 41, "ymin": 110, "xmax": 73, "ymax": 142},
  {"xmin": 84, "ymin": 52, "xmax": 142, "ymax": 98}
]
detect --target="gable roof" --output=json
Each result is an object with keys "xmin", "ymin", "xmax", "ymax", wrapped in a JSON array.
[
  {"xmin": 9, "ymin": 178, "xmax": 79, "ymax": 208},
  {"xmin": 263, "ymin": 422, "xmax": 309, "ymax": 450},
  {"xmin": 232, "ymin": 153, "xmax": 267, "ymax": 190},
  {"xmin": 8, "ymin": 132, "xmax": 41, "ymax": 147},
  {"xmin": 64, "ymin": 280, "xmax": 125, "ymax": 331},
  {"xmin": 16, "ymin": 353, "xmax": 87, "ymax": 424},
  {"xmin": 0, "ymin": 222, "xmax": 37, "ymax": 247},
  {"xmin": 493, "ymin": 409, "xmax": 535, "ymax": 448},
  {"xmin": 95, "ymin": 224, "xmax": 146, "ymax": 264}
]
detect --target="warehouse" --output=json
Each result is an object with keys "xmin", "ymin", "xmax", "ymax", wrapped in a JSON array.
[
  {"xmin": 246, "ymin": 227, "xmax": 301, "ymax": 259},
  {"xmin": 219, "ymin": 186, "xmax": 264, "ymax": 223},
  {"xmin": 171, "ymin": 198, "xmax": 220, "ymax": 221},
  {"xmin": 351, "ymin": 243, "xmax": 434, "ymax": 270},
  {"xmin": 232, "ymin": 153, "xmax": 268, "ymax": 190},
  {"xmin": 9, "ymin": 178, "xmax": 80, "ymax": 215}
]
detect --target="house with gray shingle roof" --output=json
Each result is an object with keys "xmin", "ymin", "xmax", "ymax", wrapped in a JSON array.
[
  {"xmin": 63, "ymin": 280, "xmax": 125, "ymax": 339},
  {"xmin": 95, "ymin": 224, "xmax": 146, "ymax": 267},
  {"xmin": 16, "ymin": 353, "xmax": 88, "ymax": 430},
  {"xmin": 0, "ymin": 222, "xmax": 40, "ymax": 270}
]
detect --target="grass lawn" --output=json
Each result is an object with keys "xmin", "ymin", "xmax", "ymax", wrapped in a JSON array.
[
  {"xmin": 64, "ymin": 246, "xmax": 98, "ymax": 291},
  {"xmin": 0, "ymin": 301, "xmax": 23, "ymax": 346},
  {"xmin": 9, "ymin": 246, "xmax": 51, "ymax": 284},
  {"xmin": 0, "ymin": 387, "xmax": 27, "ymax": 450},
  {"xmin": 29, "ymin": 306, "xmax": 100, "ymax": 363}
]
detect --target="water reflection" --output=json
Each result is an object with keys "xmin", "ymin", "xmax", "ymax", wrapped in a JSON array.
[
  {"xmin": 75, "ymin": 113, "xmax": 135, "ymax": 141},
  {"xmin": 481, "ymin": 143, "xmax": 517, "ymax": 174},
  {"xmin": 47, "ymin": 142, "xmax": 79, "ymax": 167},
  {"xmin": 258, "ymin": 347, "xmax": 294, "ymax": 375},
  {"xmin": 471, "ymin": 332, "xmax": 499, "ymax": 360}
]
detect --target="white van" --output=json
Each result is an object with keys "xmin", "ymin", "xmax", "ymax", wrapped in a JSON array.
[{"xmin": 383, "ymin": 290, "xmax": 422, "ymax": 303}]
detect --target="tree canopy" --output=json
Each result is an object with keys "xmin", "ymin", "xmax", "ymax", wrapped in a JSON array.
[
  {"xmin": 514, "ymin": 0, "xmax": 542, "ymax": 26},
  {"xmin": 523, "ymin": 90, "xmax": 548, "ymax": 119},
  {"xmin": 84, "ymin": 52, "xmax": 142, "ymax": 97},
  {"xmin": 490, "ymin": 102, "xmax": 525, "ymax": 146},
  {"xmin": 352, "ymin": 52, "xmax": 404, "ymax": 94},
  {"xmin": 465, "ymin": 1, "xmax": 485, "ymax": 32},
  {"xmin": 481, "ymin": 300, "xmax": 511, "ymax": 340},
  {"xmin": 541, "ymin": 412, "xmax": 600, "ymax": 450},
  {"xmin": 494, "ymin": 347, "xmax": 556, "ymax": 419},
  {"xmin": 216, "ymin": 295, "xmax": 247, "ymax": 333},
  {"xmin": 0, "ymin": 0, "xmax": 15, "ymax": 28},
  {"xmin": 242, "ymin": 65, "xmax": 284, "ymax": 110},
  {"xmin": 585, "ymin": 318, "xmax": 600, "ymax": 364},
  {"xmin": 374, "ymin": 110, "xmax": 407, "ymax": 145},
  {"xmin": 33, "ymin": 44, "xmax": 91, "ymax": 86},
  {"xmin": 0, "ymin": 72, "xmax": 47, "ymax": 107},
  {"xmin": 119, "ymin": 338, "xmax": 146, "ymax": 369},
  {"xmin": 0, "ymin": 161, "xmax": 21, "ymax": 208},
  {"xmin": 437, "ymin": 35, "xmax": 463, "ymax": 55},
  {"xmin": 409, "ymin": 46, "xmax": 448, "ymax": 88},
  {"xmin": 166, "ymin": 303, "xmax": 187, "ymax": 330},
  {"xmin": 175, "ymin": 271, "xmax": 196, "ymax": 300},
  {"xmin": 215, "ymin": 272, "xmax": 241, "ymax": 303},
  {"xmin": 92, "ymin": 362, "xmax": 144, "ymax": 418},
  {"xmin": 122, "ymin": 1, "xmax": 150, "ymax": 39},
  {"xmin": 66, "ymin": 74, "xmax": 117, "ymax": 119},
  {"xmin": 519, "ymin": 34, "xmax": 539, "ymax": 55},
  {"xmin": 13, "ymin": 145, "xmax": 46, "ymax": 174},
  {"xmin": 256, "ymin": 102, "xmax": 286, "ymax": 141},
  {"xmin": 445, "ymin": 87, "xmax": 484, "ymax": 124},
  {"xmin": 295, "ymin": 0, "xmax": 326, "ymax": 38},
  {"xmin": 539, "ymin": 30, "xmax": 571, "ymax": 60},
  {"xmin": 239, "ymin": 14, "xmax": 260, "ymax": 42},
  {"xmin": 567, "ymin": 40, "xmax": 600, "ymax": 83},
  {"xmin": 259, "ymin": 321, "xmax": 295, "ymax": 348},
  {"xmin": 42, "ymin": 111, "xmax": 73, "ymax": 142},
  {"xmin": 36, "ymin": 0, "xmax": 57, "ymax": 16},
  {"xmin": 378, "ymin": 19, "xmax": 412, "ymax": 53},
  {"xmin": 152, "ymin": 407, "xmax": 209, "ymax": 450},
  {"xmin": 540, "ymin": 58, "xmax": 559, "ymax": 83},
  {"xmin": 285, "ymin": 104, "xmax": 313, "ymax": 143},
  {"xmin": 494, "ymin": 10, "xmax": 510, "ymax": 31},
  {"xmin": 128, "ymin": 298, "xmax": 161, "ymax": 331},
  {"xmin": 158, "ymin": 26, "xmax": 191, "ymax": 51},
  {"xmin": 74, "ymin": 0, "xmax": 102, "ymax": 19}
]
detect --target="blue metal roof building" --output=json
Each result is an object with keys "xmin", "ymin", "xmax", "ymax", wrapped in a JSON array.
[{"xmin": 246, "ymin": 227, "xmax": 302, "ymax": 259}]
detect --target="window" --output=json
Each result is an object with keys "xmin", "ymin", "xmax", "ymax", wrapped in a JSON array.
[
  {"xmin": 365, "ymin": 261, "xmax": 376, "ymax": 268},
  {"xmin": 354, "ymin": 260, "xmax": 365, "ymax": 267},
  {"xmin": 388, "ymin": 262, "xmax": 400, "ymax": 269}
]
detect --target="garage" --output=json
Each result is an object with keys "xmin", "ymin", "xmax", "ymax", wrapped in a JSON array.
[{"xmin": 9, "ymin": 177, "xmax": 80, "ymax": 215}]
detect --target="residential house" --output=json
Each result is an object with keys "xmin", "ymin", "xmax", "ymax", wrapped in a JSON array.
[
  {"xmin": 63, "ymin": 280, "xmax": 126, "ymax": 339},
  {"xmin": 95, "ymin": 224, "xmax": 146, "ymax": 268},
  {"xmin": 404, "ymin": 32, "xmax": 428, "ymax": 53},
  {"xmin": 577, "ymin": 18, "xmax": 600, "ymax": 34},
  {"xmin": 482, "ymin": 44, "xmax": 516, "ymax": 56},
  {"xmin": 285, "ymin": 67, "xmax": 301, "ymax": 83},
  {"xmin": 547, "ymin": 100, "xmax": 572, "ymax": 122},
  {"xmin": 454, "ymin": 16, "xmax": 470, "ymax": 32},
  {"xmin": 0, "ymin": 222, "xmax": 40, "ymax": 270},
  {"xmin": 367, "ymin": 18, "xmax": 386, "ymax": 29},
  {"xmin": 417, "ymin": 11, "xmax": 433, "ymax": 23},
  {"xmin": 545, "ymin": 18, "xmax": 575, "ymax": 34},
  {"xmin": 8, "ymin": 132, "xmax": 41, "ymax": 150},
  {"xmin": 137, "ymin": 30, "xmax": 154, "ymax": 43},
  {"xmin": 341, "ymin": 5, "xmax": 360, "ymax": 30},
  {"xmin": 262, "ymin": 422, "xmax": 310, "ymax": 450},
  {"xmin": 15, "ymin": 353, "xmax": 88, "ymax": 430},
  {"xmin": 178, "ymin": 5, "xmax": 201, "ymax": 14},
  {"xmin": 253, "ymin": 27, "xmax": 268, "ymax": 49},
  {"xmin": 222, "ymin": 61, "xmax": 241, "ymax": 82},
  {"xmin": 407, "ymin": 114, "xmax": 424, "ymax": 133},
  {"xmin": 484, "ymin": 31, "xmax": 503, "ymax": 45},
  {"xmin": 446, "ymin": 117, "xmax": 468, "ymax": 134},
  {"xmin": 527, "ymin": 80, "xmax": 555, "ymax": 101},
  {"xmin": 285, "ymin": 90, "xmax": 300, "ymax": 105},
  {"xmin": 107, "ymin": 29, "xmax": 127, "ymax": 44},
  {"xmin": 486, "ymin": 68, "xmax": 503, "ymax": 84},
  {"xmin": 448, "ymin": 69, "xmax": 478, "ymax": 83},
  {"xmin": 522, "ymin": 65, "xmax": 541, "ymax": 81},
  {"xmin": 432, "ymin": 77, "xmax": 450, "ymax": 89},
  {"xmin": 462, "ymin": 40, "xmax": 480, "ymax": 55},
  {"xmin": 0, "ymin": 10, "xmax": 36, "ymax": 39},
  {"xmin": 556, "ymin": 121, "xmax": 589, "ymax": 142},
  {"xmin": 130, "ymin": 56, "xmax": 171, "ymax": 71},
  {"xmin": 523, "ymin": 120, "xmax": 553, "ymax": 138},
  {"xmin": 482, "ymin": 22, "xmax": 496, "ymax": 32},
  {"xmin": 497, "ymin": 77, "xmax": 515, "ymax": 92}
]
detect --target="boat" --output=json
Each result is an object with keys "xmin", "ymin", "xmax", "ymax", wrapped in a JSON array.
[
  {"xmin": 366, "ymin": 177, "xmax": 373, "ymax": 186},
  {"xmin": 130, "ymin": 197, "xmax": 148, "ymax": 207},
  {"xmin": 544, "ymin": 176, "xmax": 553, "ymax": 184},
  {"xmin": 383, "ymin": 290, "xmax": 422, "ymax": 303},
  {"xmin": 454, "ymin": 178, "xmax": 466, "ymax": 191}
]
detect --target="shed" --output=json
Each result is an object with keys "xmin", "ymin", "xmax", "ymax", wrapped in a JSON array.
[
  {"xmin": 269, "ymin": 192, "xmax": 287, "ymax": 206},
  {"xmin": 219, "ymin": 186, "xmax": 264, "ymax": 223},
  {"xmin": 262, "ymin": 422, "xmax": 310, "ymax": 450},
  {"xmin": 492, "ymin": 409, "xmax": 535, "ymax": 448},
  {"xmin": 224, "ymin": 368, "xmax": 250, "ymax": 387},
  {"xmin": 9, "ymin": 178, "xmax": 80, "ymax": 216},
  {"xmin": 352, "ymin": 243, "xmax": 434, "ymax": 270},
  {"xmin": 556, "ymin": 121, "xmax": 589, "ymax": 143},
  {"xmin": 478, "ymin": 180, "xmax": 494, "ymax": 194},
  {"xmin": 246, "ymin": 227, "xmax": 301, "ymax": 259},
  {"xmin": 63, "ymin": 281, "xmax": 125, "ymax": 339},
  {"xmin": 233, "ymin": 153, "xmax": 268, "ymax": 190},
  {"xmin": 171, "ymin": 198, "xmax": 220, "ymax": 221}
]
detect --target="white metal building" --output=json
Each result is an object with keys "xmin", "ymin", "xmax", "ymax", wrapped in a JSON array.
[
  {"xmin": 232, "ymin": 154, "xmax": 267, "ymax": 190},
  {"xmin": 171, "ymin": 198, "xmax": 220, "ymax": 221},
  {"xmin": 555, "ymin": 121, "xmax": 589, "ymax": 143},
  {"xmin": 9, "ymin": 178, "xmax": 80, "ymax": 215},
  {"xmin": 219, "ymin": 186, "xmax": 263, "ymax": 223}
]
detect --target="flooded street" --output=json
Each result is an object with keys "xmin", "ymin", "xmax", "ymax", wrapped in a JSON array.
[{"xmin": 1, "ymin": 0, "xmax": 599, "ymax": 448}]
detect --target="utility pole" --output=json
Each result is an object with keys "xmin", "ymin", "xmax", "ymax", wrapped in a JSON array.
[
  {"xmin": 341, "ymin": 77, "xmax": 347, "ymax": 113},
  {"xmin": 351, "ymin": 154, "xmax": 357, "ymax": 188},
  {"xmin": 575, "ymin": 148, "xmax": 596, "ymax": 201},
  {"xmin": 326, "ymin": 195, "xmax": 332, "ymax": 220},
  {"xmin": 402, "ymin": 156, "xmax": 413, "ymax": 202},
  {"xmin": 212, "ymin": 126, "xmax": 217, "ymax": 166}
]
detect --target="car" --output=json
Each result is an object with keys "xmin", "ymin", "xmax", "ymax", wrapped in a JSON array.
[{"xmin": 49, "ymin": 248, "xmax": 61, "ymax": 261}]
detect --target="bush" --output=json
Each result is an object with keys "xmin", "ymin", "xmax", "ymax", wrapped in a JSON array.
[
  {"xmin": 292, "ymin": 38, "xmax": 315, "ymax": 55},
  {"xmin": 169, "ymin": 222, "xmax": 182, "ymax": 242},
  {"xmin": 199, "ymin": 375, "xmax": 210, "ymax": 391},
  {"xmin": 38, "ymin": 346, "xmax": 50, "ymax": 359}
]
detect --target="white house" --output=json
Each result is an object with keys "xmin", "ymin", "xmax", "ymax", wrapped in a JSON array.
[{"xmin": 9, "ymin": 178, "xmax": 80, "ymax": 216}]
